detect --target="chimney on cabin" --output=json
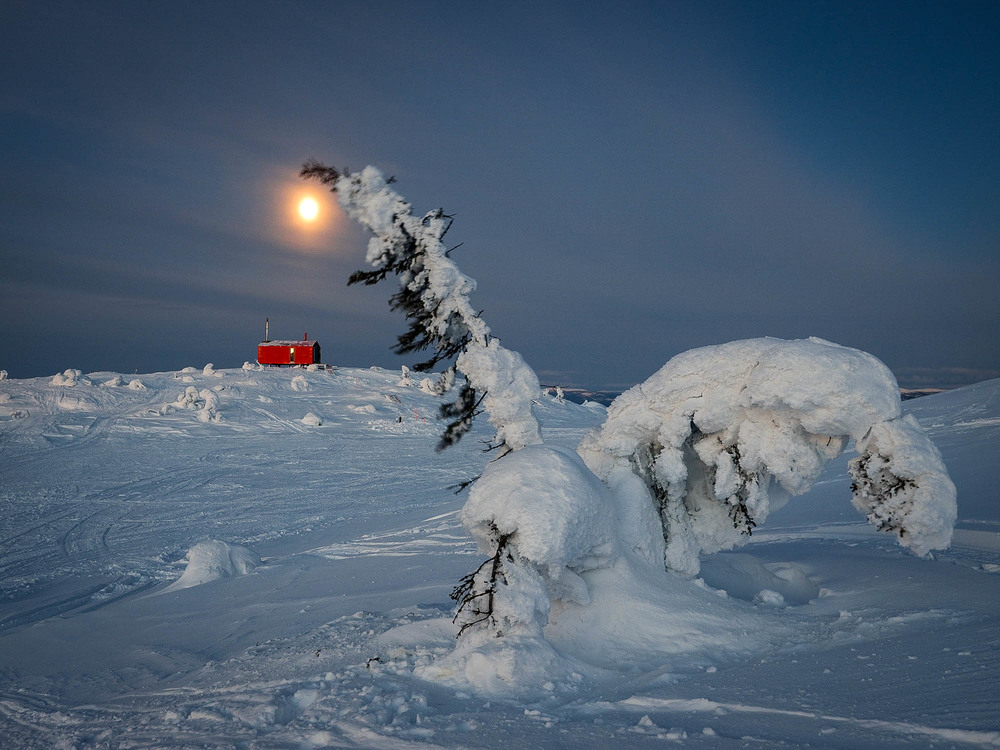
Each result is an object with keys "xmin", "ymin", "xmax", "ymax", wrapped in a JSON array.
[{"xmin": 265, "ymin": 317, "xmax": 270, "ymax": 342}]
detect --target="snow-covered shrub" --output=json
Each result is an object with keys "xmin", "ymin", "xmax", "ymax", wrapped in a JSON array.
[
  {"xmin": 203, "ymin": 363, "xmax": 222, "ymax": 377},
  {"xmin": 51, "ymin": 369, "xmax": 89, "ymax": 387},
  {"xmin": 398, "ymin": 365, "xmax": 412, "ymax": 387},
  {"xmin": 243, "ymin": 361, "xmax": 263, "ymax": 371},
  {"xmin": 197, "ymin": 388, "xmax": 221, "ymax": 423},
  {"xmin": 456, "ymin": 445, "xmax": 617, "ymax": 638},
  {"xmin": 101, "ymin": 375, "xmax": 125, "ymax": 388},
  {"xmin": 127, "ymin": 379, "xmax": 145, "ymax": 390},
  {"xmin": 291, "ymin": 375, "xmax": 309, "ymax": 392},
  {"xmin": 0, "ymin": 370, "xmax": 7, "ymax": 380},
  {"xmin": 175, "ymin": 386, "xmax": 221, "ymax": 422},
  {"xmin": 175, "ymin": 386, "xmax": 201, "ymax": 409},
  {"xmin": 301, "ymin": 412, "xmax": 323, "ymax": 426}
]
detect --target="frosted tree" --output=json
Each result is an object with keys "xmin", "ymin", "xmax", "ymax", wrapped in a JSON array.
[
  {"xmin": 576, "ymin": 337, "xmax": 957, "ymax": 576},
  {"xmin": 302, "ymin": 162, "xmax": 540, "ymax": 453},
  {"xmin": 302, "ymin": 162, "xmax": 544, "ymax": 639},
  {"xmin": 304, "ymin": 163, "xmax": 957, "ymax": 685}
]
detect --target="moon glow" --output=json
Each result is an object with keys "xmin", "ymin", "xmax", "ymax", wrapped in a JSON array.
[{"xmin": 298, "ymin": 197, "xmax": 319, "ymax": 221}]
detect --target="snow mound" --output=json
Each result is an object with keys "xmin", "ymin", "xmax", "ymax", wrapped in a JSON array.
[
  {"xmin": 301, "ymin": 412, "xmax": 323, "ymax": 426},
  {"xmin": 164, "ymin": 540, "xmax": 261, "ymax": 592}
]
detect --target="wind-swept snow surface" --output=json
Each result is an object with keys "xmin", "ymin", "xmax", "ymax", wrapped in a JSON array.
[{"xmin": 0, "ymin": 365, "xmax": 997, "ymax": 748}]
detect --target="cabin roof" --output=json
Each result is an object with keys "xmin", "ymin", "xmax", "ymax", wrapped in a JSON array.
[{"xmin": 259, "ymin": 340, "xmax": 320, "ymax": 348}]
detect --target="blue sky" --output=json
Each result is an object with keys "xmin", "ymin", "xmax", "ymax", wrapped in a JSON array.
[{"xmin": 2, "ymin": 1, "xmax": 998, "ymax": 390}]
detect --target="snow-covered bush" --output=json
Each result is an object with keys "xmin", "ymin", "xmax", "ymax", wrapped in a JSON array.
[
  {"xmin": 456, "ymin": 445, "xmax": 617, "ymax": 638},
  {"xmin": 176, "ymin": 386, "xmax": 201, "ymax": 409},
  {"xmin": 174, "ymin": 386, "xmax": 222, "ymax": 423},
  {"xmin": 308, "ymin": 163, "xmax": 957, "ymax": 693},
  {"xmin": 51, "ymin": 369, "xmax": 89, "ymax": 387},
  {"xmin": 197, "ymin": 388, "xmax": 221, "ymax": 423}
]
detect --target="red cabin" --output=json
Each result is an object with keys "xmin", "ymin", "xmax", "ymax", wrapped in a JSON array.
[{"xmin": 258, "ymin": 333, "xmax": 321, "ymax": 366}]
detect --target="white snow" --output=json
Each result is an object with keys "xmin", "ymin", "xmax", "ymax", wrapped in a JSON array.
[
  {"xmin": 0, "ymin": 363, "xmax": 996, "ymax": 748},
  {"xmin": 301, "ymin": 411, "xmax": 323, "ymax": 426},
  {"xmin": 163, "ymin": 539, "xmax": 261, "ymax": 592}
]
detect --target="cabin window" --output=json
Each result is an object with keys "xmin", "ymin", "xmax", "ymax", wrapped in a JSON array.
[{"xmin": 289, "ymin": 349, "xmax": 295, "ymax": 364}]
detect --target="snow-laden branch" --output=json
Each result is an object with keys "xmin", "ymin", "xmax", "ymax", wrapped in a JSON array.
[{"xmin": 302, "ymin": 163, "xmax": 541, "ymax": 452}]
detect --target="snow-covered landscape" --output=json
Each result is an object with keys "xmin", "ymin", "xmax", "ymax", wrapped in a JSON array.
[
  {"xmin": 5, "ymin": 1, "xmax": 1000, "ymax": 745},
  {"xmin": 1, "ymin": 359, "xmax": 998, "ymax": 748}
]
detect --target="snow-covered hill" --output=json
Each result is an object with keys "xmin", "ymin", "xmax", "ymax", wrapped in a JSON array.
[{"xmin": 0, "ymin": 364, "xmax": 997, "ymax": 748}]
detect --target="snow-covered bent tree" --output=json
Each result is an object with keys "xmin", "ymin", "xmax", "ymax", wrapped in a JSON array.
[
  {"xmin": 304, "ymin": 163, "xmax": 957, "ymax": 690},
  {"xmin": 576, "ymin": 337, "xmax": 956, "ymax": 577}
]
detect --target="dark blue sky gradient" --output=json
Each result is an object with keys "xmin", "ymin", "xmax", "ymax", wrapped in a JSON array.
[{"xmin": 2, "ymin": 1, "xmax": 998, "ymax": 390}]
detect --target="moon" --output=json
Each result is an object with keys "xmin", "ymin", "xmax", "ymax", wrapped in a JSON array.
[{"xmin": 298, "ymin": 197, "xmax": 319, "ymax": 222}]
